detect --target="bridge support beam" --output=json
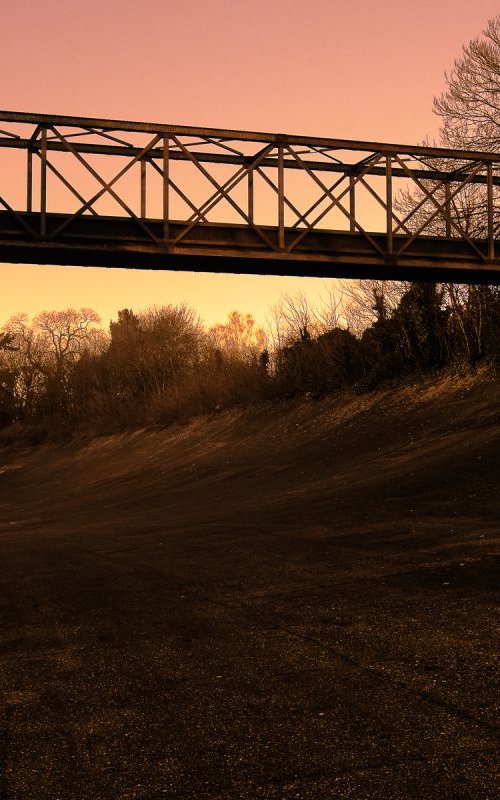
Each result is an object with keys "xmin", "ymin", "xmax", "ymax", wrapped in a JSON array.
[{"xmin": 0, "ymin": 110, "xmax": 499, "ymax": 283}]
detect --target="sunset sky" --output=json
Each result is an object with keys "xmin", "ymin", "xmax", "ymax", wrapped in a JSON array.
[{"xmin": 1, "ymin": 0, "xmax": 499, "ymax": 330}]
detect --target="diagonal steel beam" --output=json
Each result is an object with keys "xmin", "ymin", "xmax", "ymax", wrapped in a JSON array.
[
  {"xmin": 187, "ymin": 164, "xmax": 248, "ymax": 223},
  {"xmin": 358, "ymin": 175, "xmax": 413, "ymax": 236},
  {"xmin": 0, "ymin": 128, "xmax": 20, "ymax": 139},
  {"xmin": 393, "ymin": 179, "xmax": 445, "ymax": 234},
  {"xmin": 35, "ymin": 151, "xmax": 99, "ymax": 217},
  {"xmin": 85, "ymin": 127, "xmax": 136, "ymax": 148},
  {"xmin": 146, "ymin": 158, "xmax": 211, "ymax": 223},
  {"xmin": 171, "ymin": 135, "xmax": 255, "ymax": 226},
  {"xmin": 255, "ymin": 166, "xmax": 310, "ymax": 228},
  {"xmin": 290, "ymin": 173, "xmax": 347, "ymax": 231},
  {"xmin": 393, "ymin": 154, "xmax": 486, "ymax": 259},
  {"xmin": 289, "ymin": 152, "xmax": 382, "ymax": 230},
  {"xmin": 286, "ymin": 147, "xmax": 385, "ymax": 256},
  {"xmin": 0, "ymin": 192, "xmax": 37, "ymax": 237},
  {"xmin": 171, "ymin": 138, "xmax": 278, "ymax": 250},
  {"xmin": 50, "ymin": 127, "xmax": 161, "ymax": 242}
]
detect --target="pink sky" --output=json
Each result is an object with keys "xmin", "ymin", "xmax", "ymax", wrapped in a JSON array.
[{"xmin": 1, "ymin": 0, "xmax": 499, "ymax": 328}]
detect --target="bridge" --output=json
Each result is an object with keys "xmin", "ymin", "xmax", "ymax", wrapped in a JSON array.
[{"xmin": 1, "ymin": 110, "xmax": 500, "ymax": 283}]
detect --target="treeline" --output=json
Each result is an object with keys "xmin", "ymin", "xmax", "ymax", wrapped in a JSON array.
[{"xmin": 1, "ymin": 281, "xmax": 500, "ymax": 436}]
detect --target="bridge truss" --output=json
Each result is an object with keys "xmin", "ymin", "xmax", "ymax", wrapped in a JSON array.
[{"xmin": 1, "ymin": 110, "xmax": 500, "ymax": 282}]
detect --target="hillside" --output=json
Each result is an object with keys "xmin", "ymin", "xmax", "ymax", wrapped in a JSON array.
[{"xmin": 0, "ymin": 370, "xmax": 499, "ymax": 799}]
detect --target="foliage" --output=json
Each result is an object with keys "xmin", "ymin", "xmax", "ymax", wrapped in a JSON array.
[
  {"xmin": 396, "ymin": 15, "xmax": 500, "ymax": 242},
  {"xmin": 434, "ymin": 16, "xmax": 500, "ymax": 152},
  {"xmin": 2, "ymin": 278, "xmax": 500, "ymax": 437}
]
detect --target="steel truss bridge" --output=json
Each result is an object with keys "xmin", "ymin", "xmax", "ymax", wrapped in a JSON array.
[{"xmin": 1, "ymin": 110, "xmax": 500, "ymax": 283}]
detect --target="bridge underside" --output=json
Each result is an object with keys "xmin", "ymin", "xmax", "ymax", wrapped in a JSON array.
[{"xmin": 2, "ymin": 212, "xmax": 500, "ymax": 285}]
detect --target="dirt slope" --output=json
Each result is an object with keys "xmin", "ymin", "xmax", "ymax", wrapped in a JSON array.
[{"xmin": 0, "ymin": 370, "xmax": 499, "ymax": 799}]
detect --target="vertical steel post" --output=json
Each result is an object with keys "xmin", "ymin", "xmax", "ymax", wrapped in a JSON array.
[
  {"xmin": 140, "ymin": 160, "xmax": 147, "ymax": 219},
  {"xmin": 163, "ymin": 137, "xmax": 169, "ymax": 241},
  {"xmin": 386, "ymin": 155, "xmax": 393, "ymax": 255},
  {"xmin": 487, "ymin": 162, "xmax": 495, "ymax": 260},
  {"xmin": 248, "ymin": 168, "xmax": 254, "ymax": 224},
  {"xmin": 278, "ymin": 145, "xmax": 285, "ymax": 250},
  {"xmin": 27, "ymin": 149, "xmax": 33, "ymax": 213},
  {"xmin": 445, "ymin": 182, "xmax": 452, "ymax": 238},
  {"xmin": 40, "ymin": 127, "xmax": 47, "ymax": 236},
  {"xmin": 349, "ymin": 175, "xmax": 355, "ymax": 232}
]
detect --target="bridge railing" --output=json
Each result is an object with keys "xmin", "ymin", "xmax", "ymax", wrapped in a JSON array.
[{"xmin": 0, "ymin": 111, "xmax": 500, "ymax": 264}]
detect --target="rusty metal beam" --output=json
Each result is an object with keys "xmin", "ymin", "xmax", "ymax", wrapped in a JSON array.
[
  {"xmin": 1, "ymin": 109, "xmax": 500, "ymax": 161},
  {"xmin": 1, "ymin": 213, "xmax": 500, "ymax": 284},
  {"xmin": 0, "ymin": 137, "xmax": 499, "ymax": 189}
]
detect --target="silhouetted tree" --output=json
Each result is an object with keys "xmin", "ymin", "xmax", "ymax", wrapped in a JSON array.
[
  {"xmin": 0, "ymin": 332, "xmax": 16, "ymax": 351},
  {"xmin": 3, "ymin": 309, "xmax": 104, "ymax": 420},
  {"xmin": 396, "ymin": 17, "xmax": 500, "ymax": 240},
  {"xmin": 393, "ymin": 283, "xmax": 448, "ymax": 369},
  {"xmin": 209, "ymin": 311, "xmax": 266, "ymax": 363},
  {"xmin": 435, "ymin": 16, "xmax": 500, "ymax": 152}
]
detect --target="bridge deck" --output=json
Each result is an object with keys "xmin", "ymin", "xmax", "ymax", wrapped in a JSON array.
[{"xmin": 1, "ymin": 211, "xmax": 500, "ymax": 284}]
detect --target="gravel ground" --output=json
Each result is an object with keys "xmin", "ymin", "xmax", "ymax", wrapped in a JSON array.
[{"xmin": 0, "ymin": 373, "xmax": 499, "ymax": 798}]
